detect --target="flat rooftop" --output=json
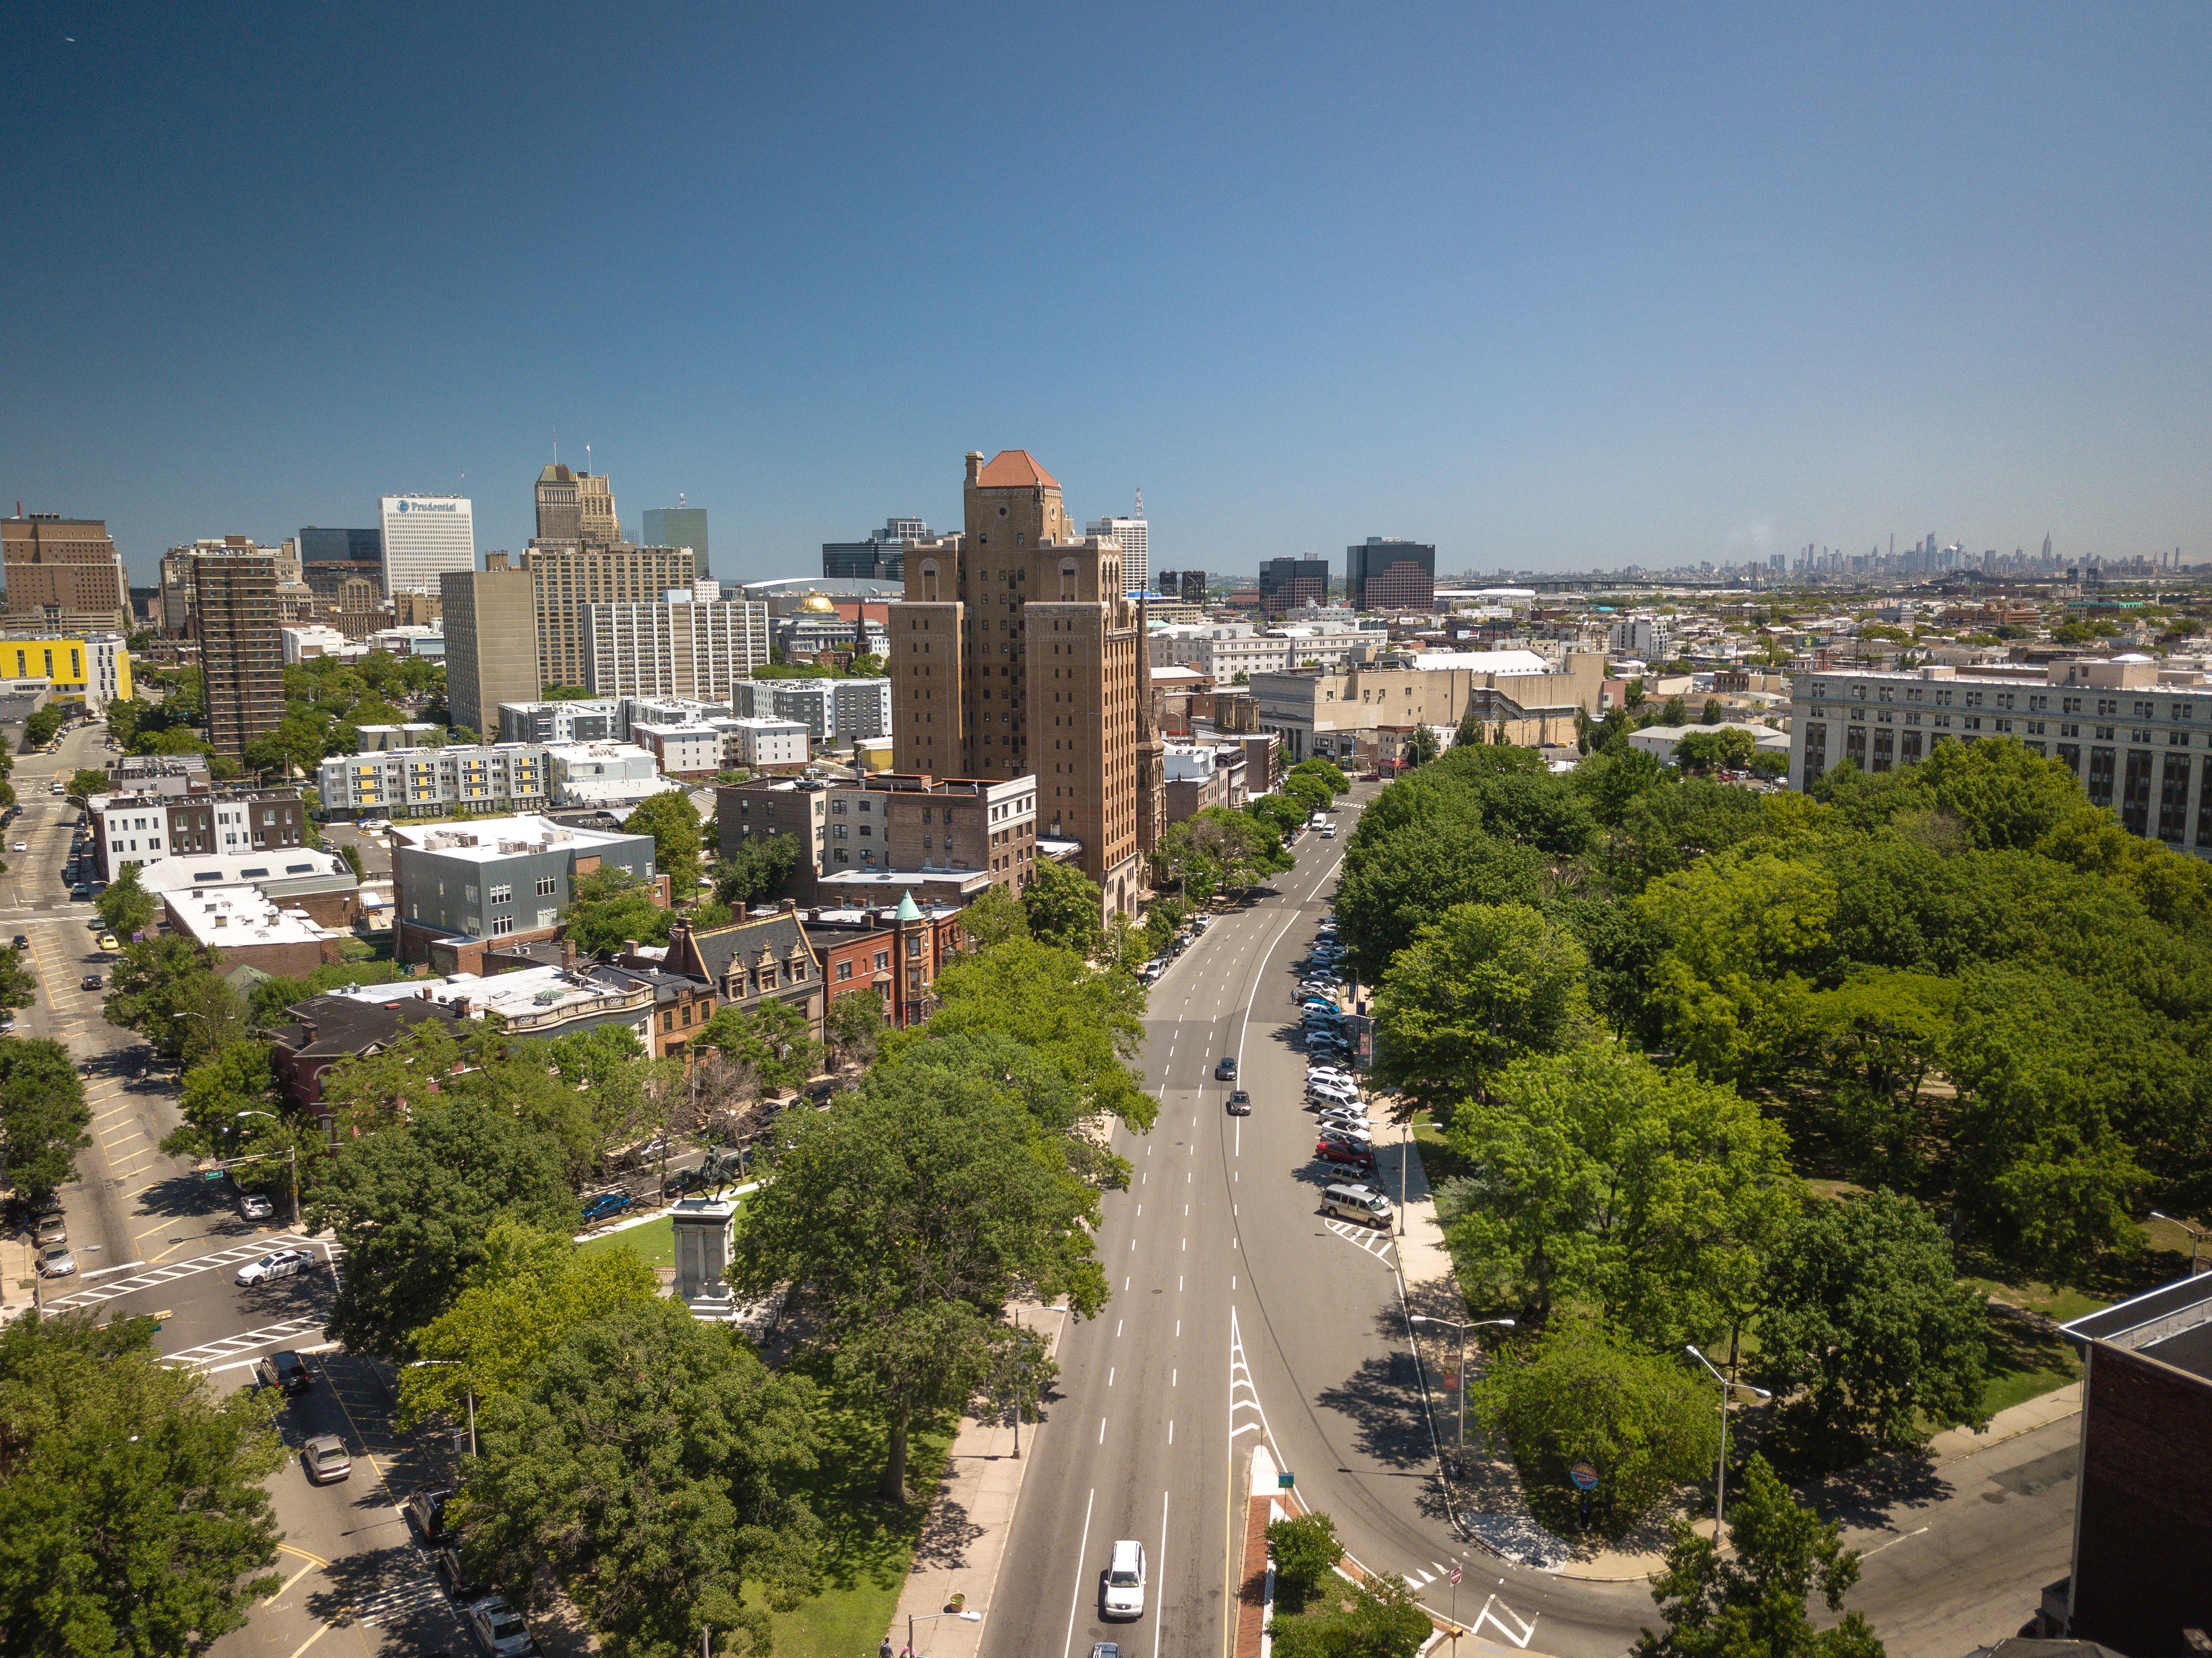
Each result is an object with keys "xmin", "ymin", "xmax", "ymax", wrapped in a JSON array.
[
  {"xmin": 167, "ymin": 885, "xmax": 341, "ymax": 950},
  {"xmin": 2065, "ymin": 1272, "xmax": 2212, "ymax": 1383},
  {"xmin": 391, "ymin": 815, "xmax": 641, "ymax": 863}
]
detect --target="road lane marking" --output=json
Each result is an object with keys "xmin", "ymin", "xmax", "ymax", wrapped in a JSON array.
[
  {"xmin": 276, "ymin": 1542, "xmax": 331, "ymax": 1567},
  {"xmin": 263, "ymin": 1557, "xmax": 320, "ymax": 1605},
  {"xmin": 1059, "ymin": 1487, "xmax": 1096, "ymax": 1658},
  {"xmin": 1153, "ymin": 1487, "xmax": 1170, "ymax": 1658}
]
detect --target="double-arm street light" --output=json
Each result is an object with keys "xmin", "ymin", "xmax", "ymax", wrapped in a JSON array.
[
  {"xmin": 1686, "ymin": 1344, "xmax": 1770, "ymax": 1547},
  {"xmin": 905, "ymin": 1607, "xmax": 981, "ymax": 1657},
  {"xmin": 1409, "ymin": 1315, "xmax": 1516, "ymax": 1453},
  {"xmin": 2152, "ymin": 1211, "xmax": 2204, "ymax": 1275},
  {"xmin": 234, "ymin": 1111, "xmax": 301, "ymax": 1230}
]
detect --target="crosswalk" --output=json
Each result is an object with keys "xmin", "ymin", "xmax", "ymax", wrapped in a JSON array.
[
  {"xmin": 1323, "ymin": 1216, "xmax": 1396, "ymax": 1264},
  {"xmin": 44, "ymin": 1235, "xmax": 325, "ymax": 1311},
  {"xmin": 163, "ymin": 1316, "xmax": 326, "ymax": 1368},
  {"xmin": 350, "ymin": 1573, "xmax": 449, "ymax": 1627}
]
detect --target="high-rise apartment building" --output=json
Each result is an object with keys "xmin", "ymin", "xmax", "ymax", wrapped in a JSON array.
[
  {"xmin": 535, "ymin": 465, "xmax": 618, "ymax": 546},
  {"xmin": 377, "ymin": 496, "xmax": 475, "ymax": 595},
  {"xmin": 191, "ymin": 549, "xmax": 284, "ymax": 757},
  {"xmin": 582, "ymin": 587, "xmax": 769, "ymax": 701},
  {"xmin": 823, "ymin": 518, "xmax": 928, "ymax": 582},
  {"xmin": 441, "ymin": 565, "xmax": 540, "ymax": 738},
  {"xmin": 641, "ymin": 506, "xmax": 709, "ymax": 576},
  {"xmin": 1346, "ymin": 536, "xmax": 1436, "ymax": 613},
  {"xmin": 2, "ymin": 513, "xmax": 130, "ymax": 632},
  {"xmin": 161, "ymin": 538, "xmax": 288, "ymax": 639},
  {"xmin": 888, "ymin": 450, "xmax": 1160, "ymax": 917},
  {"xmin": 1087, "ymin": 509, "xmax": 1149, "ymax": 595},
  {"xmin": 513, "ymin": 543, "xmax": 697, "ymax": 693},
  {"xmin": 1258, "ymin": 556, "xmax": 1330, "ymax": 617}
]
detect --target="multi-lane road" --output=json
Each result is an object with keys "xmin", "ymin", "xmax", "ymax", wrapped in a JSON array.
[{"xmin": 984, "ymin": 782, "xmax": 2077, "ymax": 1658}]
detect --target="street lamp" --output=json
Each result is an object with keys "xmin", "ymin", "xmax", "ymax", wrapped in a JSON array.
[
  {"xmin": 2152, "ymin": 1211, "xmax": 2204, "ymax": 1276},
  {"xmin": 905, "ymin": 1607, "xmax": 981, "ymax": 1657},
  {"xmin": 405, "ymin": 1359, "xmax": 477, "ymax": 1458},
  {"xmin": 1686, "ymin": 1344, "xmax": 1770, "ymax": 1547},
  {"xmin": 1409, "ymin": 1316, "xmax": 1515, "ymax": 1454},
  {"xmin": 236, "ymin": 1111, "xmax": 301, "ymax": 1230}
]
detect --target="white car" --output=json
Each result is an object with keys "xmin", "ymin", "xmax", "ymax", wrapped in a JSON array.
[
  {"xmin": 235, "ymin": 1248, "xmax": 313, "ymax": 1286},
  {"xmin": 238, "ymin": 1192, "xmax": 274, "ymax": 1222},
  {"xmin": 8, "ymin": 842, "xmax": 22, "ymax": 852},
  {"xmin": 1102, "ymin": 1539, "xmax": 1147, "ymax": 1620},
  {"xmin": 465, "ymin": 1596, "xmax": 541, "ymax": 1657}
]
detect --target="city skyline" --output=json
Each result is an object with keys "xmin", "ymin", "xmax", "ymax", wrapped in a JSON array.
[{"xmin": 3, "ymin": 4, "xmax": 2207, "ymax": 583}]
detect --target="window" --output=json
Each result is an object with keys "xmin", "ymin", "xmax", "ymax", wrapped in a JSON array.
[
  {"xmin": 537, "ymin": 908, "xmax": 558, "ymax": 928},
  {"xmin": 488, "ymin": 884, "xmax": 511, "ymax": 904},
  {"xmin": 536, "ymin": 874, "xmax": 557, "ymax": 896},
  {"xmin": 874, "ymin": 950, "xmax": 889, "ymax": 971},
  {"xmin": 489, "ymin": 915, "xmax": 514, "ymax": 936},
  {"xmin": 837, "ymin": 960, "xmax": 852, "ymax": 981},
  {"xmin": 464, "ymin": 884, "xmax": 479, "ymax": 904}
]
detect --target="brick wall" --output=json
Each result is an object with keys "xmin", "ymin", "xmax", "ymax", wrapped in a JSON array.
[{"xmin": 2070, "ymin": 1340, "xmax": 2212, "ymax": 1657}]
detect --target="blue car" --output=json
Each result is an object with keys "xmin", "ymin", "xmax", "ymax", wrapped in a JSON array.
[{"xmin": 581, "ymin": 1191, "xmax": 634, "ymax": 1225}]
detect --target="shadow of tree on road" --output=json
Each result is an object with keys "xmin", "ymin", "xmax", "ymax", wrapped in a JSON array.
[{"xmin": 1315, "ymin": 1349, "xmax": 1435, "ymax": 1472}]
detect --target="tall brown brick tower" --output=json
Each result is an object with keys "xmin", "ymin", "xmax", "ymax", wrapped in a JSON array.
[{"xmin": 889, "ymin": 450, "xmax": 1151, "ymax": 918}]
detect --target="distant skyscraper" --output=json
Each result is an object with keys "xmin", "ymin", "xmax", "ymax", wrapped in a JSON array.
[
  {"xmin": 378, "ymin": 495, "xmax": 475, "ymax": 595},
  {"xmin": 642, "ymin": 505, "xmax": 710, "ymax": 576},
  {"xmin": 1180, "ymin": 571, "xmax": 1205, "ymax": 606},
  {"xmin": 1088, "ymin": 504, "xmax": 1149, "ymax": 594},
  {"xmin": 442, "ymin": 565, "xmax": 540, "ymax": 738},
  {"xmin": 823, "ymin": 518, "xmax": 926, "ymax": 581},
  {"xmin": 299, "ymin": 525, "xmax": 384, "ymax": 601},
  {"xmin": 1, "ymin": 513, "xmax": 130, "ymax": 632},
  {"xmin": 1346, "ymin": 537, "xmax": 1435, "ymax": 613},
  {"xmin": 515, "ymin": 543, "xmax": 697, "ymax": 693},
  {"xmin": 535, "ymin": 465, "xmax": 618, "ymax": 546},
  {"xmin": 1258, "ymin": 556, "xmax": 1330, "ymax": 617},
  {"xmin": 191, "ymin": 549, "xmax": 283, "ymax": 757}
]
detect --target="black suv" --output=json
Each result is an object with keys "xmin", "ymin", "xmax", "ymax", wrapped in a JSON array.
[
  {"xmin": 404, "ymin": 1486, "xmax": 453, "ymax": 1546},
  {"xmin": 257, "ymin": 1351, "xmax": 313, "ymax": 1395}
]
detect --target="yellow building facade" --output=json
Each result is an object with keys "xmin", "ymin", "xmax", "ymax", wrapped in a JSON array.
[{"xmin": 0, "ymin": 634, "xmax": 133, "ymax": 707}]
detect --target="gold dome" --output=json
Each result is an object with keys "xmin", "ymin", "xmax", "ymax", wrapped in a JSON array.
[{"xmin": 796, "ymin": 590, "xmax": 838, "ymax": 615}]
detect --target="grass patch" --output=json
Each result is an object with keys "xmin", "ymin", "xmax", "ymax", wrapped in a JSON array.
[
  {"xmin": 1980, "ymin": 1308, "xmax": 2081, "ymax": 1419},
  {"xmin": 756, "ymin": 1358, "xmax": 959, "ymax": 1658},
  {"xmin": 578, "ymin": 1216, "xmax": 675, "ymax": 1269},
  {"xmin": 1964, "ymin": 1276, "xmax": 2108, "ymax": 1325}
]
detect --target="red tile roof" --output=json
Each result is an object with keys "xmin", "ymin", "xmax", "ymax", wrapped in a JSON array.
[{"xmin": 975, "ymin": 450, "xmax": 1059, "ymax": 489}]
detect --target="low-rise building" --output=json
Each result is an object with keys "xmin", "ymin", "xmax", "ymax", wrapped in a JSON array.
[
  {"xmin": 716, "ymin": 772, "xmax": 1036, "ymax": 897},
  {"xmin": 391, "ymin": 813, "xmax": 659, "ymax": 967},
  {"xmin": 322, "ymin": 963, "xmax": 662, "ymax": 1047},
  {"xmin": 720, "ymin": 715, "xmax": 809, "ymax": 773},
  {"xmin": 544, "ymin": 741, "xmax": 676, "ymax": 811},
  {"xmin": 164, "ymin": 884, "xmax": 346, "ymax": 975},
  {"xmin": 265, "ymin": 990, "xmax": 465, "ymax": 1120},
  {"xmin": 646, "ymin": 909, "xmax": 824, "ymax": 1035},
  {"xmin": 498, "ymin": 698, "xmax": 624, "ymax": 745},
  {"xmin": 1161, "ymin": 741, "xmax": 1248, "ymax": 823},
  {"xmin": 730, "ymin": 676, "xmax": 892, "ymax": 745},
  {"xmin": 805, "ymin": 892, "xmax": 965, "ymax": 1030},
  {"xmin": 1627, "ymin": 723, "xmax": 1790, "ymax": 768},
  {"xmin": 1148, "ymin": 623, "xmax": 1289, "ymax": 682},
  {"xmin": 1252, "ymin": 648, "xmax": 1606, "ymax": 766},
  {"xmin": 90, "ymin": 787, "xmax": 309, "ymax": 879},
  {"xmin": 0, "ymin": 631, "xmax": 132, "ymax": 709},
  {"xmin": 124, "ymin": 847, "xmax": 358, "ymax": 932},
  {"xmin": 280, "ymin": 624, "xmax": 356, "ymax": 663},
  {"xmin": 629, "ymin": 722, "xmax": 723, "ymax": 780},
  {"xmin": 1788, "ymin": 656, "xmax": 2212, "ymax": 859},
  {"xmin": 316, "ymin": 743, "xmax": 552, "ymax": 820}
]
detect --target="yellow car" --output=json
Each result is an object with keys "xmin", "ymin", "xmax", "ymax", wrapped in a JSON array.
[{"xmin": 96, "ymin": 933, "xmax": 119, "ymax": 953}]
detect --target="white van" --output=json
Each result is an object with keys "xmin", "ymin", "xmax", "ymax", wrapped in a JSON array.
[
  {"xmin": 1322, "ymin": 1184, "xmax": 1393, "ymax": 1228},
  {"xmin": 1103, "ymin": 1538, "xmax": 1147, "ymax": 1619},
  {"xmin": 1309, "ymin": 812, "xmax": 1328, "ymax": 830}
]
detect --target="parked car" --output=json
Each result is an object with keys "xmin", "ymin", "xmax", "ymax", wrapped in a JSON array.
[
  {"xmin": 79, "ymin": 973, "xmax": 101, "ymax": 990},
  {"xmin": 9, "ymin": 934, "xmax": 27, "ymax": 950},
  {"xmin": 301, "ymin": 1434, "xmax": 351, "ymax": 1484},
  {"xmin": 581, "ymin": 1190, "xmax": 635, "ymax": 1225},
  {"xmin": 8, "ymin": 841, "xmax": 22, "ymax": 853},
  {"xmin": 465, "ymin": 1594, "xmax": 542, "ymax": 1657},
  {"xmin": 34, "ymin": 1212, "xmax": 67, "ymax": 1246},
  {"xmin": 432, "ymin": 1542, "xmax": 486, "ymax": 1603},
  {"xmin": 1321, "ymin": 1183, "xmax": 1392, "ymax": 1227},
  {"xmin": 1226, "ymin": 1089, "xmax": 1252, "ymax": 1117},
  {"xmin": 404, "ymin": 1486, "xmax": 454, "ymax": 1546},
  {"xmin": 238, "ymin": 1191, "xmax": 274, "ymax": 1222},
  {"xmin": 258, "ymin": 1350, "xmax": 314, "ymax": 1394},
  {"xmin": 1315, "ymin": 1139, "xmax": 1376, "ymax": 1170},
  {"xmin": 38, "ymin": 1242, "xmax": 76, "ymax": 1277},
  {"xmin": 1102, "ymin": 1539, "xmax": 1148, "ymax": 1620},
  {"xmin": 236, "ymin": 1248, "xmax": 313, "ymax": 1286},
  {"xmin": 1214, "ymin": 1056, "xmax": 1237, "ymax": 1081}
]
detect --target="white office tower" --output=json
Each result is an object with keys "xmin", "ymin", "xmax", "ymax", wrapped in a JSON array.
[
  {"xmin": 1088, "ymin": 509, "xmax": 1149, "ymax": 595},
  {"xmin": 377, "ymin": 495, "xmax": 475, "ymax": 593}
]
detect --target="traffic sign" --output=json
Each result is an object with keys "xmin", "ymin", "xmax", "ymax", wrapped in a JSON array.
[
  {"xmin": 1448, "ymin": 1565, "xmax": 1462, "ymax": 1586},
  {"xmin": 1570, "ymin": 1461, "xmax": 1599, "ymax": 1491},
  {"xmin": 1278, "ymin": 1471, "xmax": 1296, "ymax": 1490}
]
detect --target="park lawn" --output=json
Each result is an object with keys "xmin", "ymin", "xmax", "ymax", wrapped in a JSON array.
[
  {"xmin": 1979, "ymin": 1308, "xmax": 2082, "ymax": 1419},
  {"xmin": 752, "ymin": 1364, "xmax": 960, "ymax": 1658},
  {"xmin": 1964, "ymin": 1275, "xmax": 2108, "ymax": 1326},
  {"xmin": 577, "ymin": 1215, "xmax": 675, "ymax": 1269}
]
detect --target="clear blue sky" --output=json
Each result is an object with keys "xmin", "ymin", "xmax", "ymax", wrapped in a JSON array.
[{"xmin": 3, "ymin": 2, "xmax": 2206, "ymax": 583}]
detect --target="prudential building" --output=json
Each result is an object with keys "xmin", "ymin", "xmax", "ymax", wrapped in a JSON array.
[{"xmin": 378, "ymin": 495, "xmax": 476, "ymax": 594}]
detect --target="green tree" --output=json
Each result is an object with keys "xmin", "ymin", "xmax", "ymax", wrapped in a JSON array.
[
  {"xmin": 711, "ymin": 830, "xmax": 802, "ymax": 908},
  {"xmin": 0, "ymin": 1038, "xmax": 91, "ymax": 1201},
  {"xmin": 1401, "ymin": 725, "xmax": 1441, "ymax": 767},
  {"xmin": 1468, "ymin": 1313, "xmax": 1721, "ymax": 1539},
  {"xmin": 1265, "ymin": 1511, "xmax": 1342, "ymax": 1613},
  {"xmin": 957, "ymin": 882, "xmax": 1030, "ymax": 948},
  {"xmin": 1247, "ymin": 791, "xmax": 1308, "ymax": 843},
  {"xmin": 397, "ymin": 1219, "xmax": 658, "ymax": 1426},
  {"xmin": 541, "ymin": 683, "xmax": 596, "ymax": 699},
  {"xmin": 309, "ymin": 1094, "xmax": 578, "ymax": 1358},
  {"xmin": 1755, "ymin": 1191, "xmax": 1989, "ymax": 1457},
  {"xmin": 157, "ymin": 1041, "xmax": 283, "ymax": 1164},
  {"xmin": 690, "ymin": 997, "xmax": 825, "ymax": 1093},
  {"xmin": 924, "ymin": 938, "xmax": 1155, "ymax": 1133},
  {"xmin": 1699, "ymin": 699, "xmax": 1723, "ymax": 725},
  {"xmin": 23, "ymin": 706, "xmax": 63, "ymax": 746},
  {"xmin": 1288, "ymin": 756, "xmax": 1350, "ymax": 796},
  {"xmin": 1023, "ymin": 858, "xmax": 1104, "ymax": 954},
  {"xmin": 96, "ymin": 863, "xmax": 158, "ymax": 940},
  {"xmin": 1439, "ymin": 1045, "xmax": 1798, "ymax": 1352},
  {"xmin": 0, "ymin": 945, "xmax": 36, "ymax": 1013},
  {"xmin": 623, "ymin": 789, "xmax": 703, "ymax": 895},
  {"xmin": 458, "ymin": 1297, "xmax": 821, "ymax": 1658},
  {"xmin": 564, "ymin": 864, "xmax": 674, "ymax": 956},
  {"xmin": 1634, "ymin": 1455, "xmax": 1886, "ymax": 1658},
  {"xmin": 1659, "ymin": 694, "xmax": 1689, "ymax": 726},
  {"xmin": 1267, "ymin": 1573, "xmax": 1433, "ymax": 1658},
  {"xmin": 1374, "ymin": 902, "xmax": 1597, "ymax": 1112},
  {"xmin": 66, "ymin": 766, "xmax": 109, "ymax": 800},
  {"xmin": 736, "ymin": 1056, "xmax": 1107, "ymax": 1501},
  {"xmin": 824, "ymin": 988, "xmax": 888, "ymax": 1069},
  {"xmin": 1671, "ymin": 727, "xmax": 1757, "ymax": 776},
  {"xmin": 1334, "ymin": 800, "xmax": 1544, "ymax": 983},
  {"xmin": 102, "ymin": 936, "xmax": 223, "ymax": 1059},
  {"xmin": 0, "ymin": 1312, "xmax": 286, "ymax": 1658}
]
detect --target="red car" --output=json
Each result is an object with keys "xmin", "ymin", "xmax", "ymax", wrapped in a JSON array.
[{"xmin": 1315, "ymin": 1138, "xmax": 1375, "ymax": 1170}]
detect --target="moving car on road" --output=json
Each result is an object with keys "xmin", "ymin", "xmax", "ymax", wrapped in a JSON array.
[
  {"xmin": 79, "ymin": 973, "xmax": 101, "ymax": 990},
  {"xmin": 235, "ymin": 1248, "xmax": 313, "ymax": 1286},
  {"xmin": 96, "ymin": 933, "xmax": 119, "ymax": 952},
  {"xmin": 1214, "ymin": 1056, "xmax": 1237, "ymax": 1081},
  {"xmin": 1226, "ymin": 1089, "xmax": 1252, "ymax": 1116},
  {"xmin": 301, "ymin": 1434, "xmax": 351, "ymax": 1483},
  {"xmin": 1102, "ymin": 1539, "xmax": 1148, "ymax": 1620}
]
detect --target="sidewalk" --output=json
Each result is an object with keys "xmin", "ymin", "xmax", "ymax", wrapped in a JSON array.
[{"xmin": 883, "ymin": 1300, "xmax": 1070, "ymax": 1658}]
